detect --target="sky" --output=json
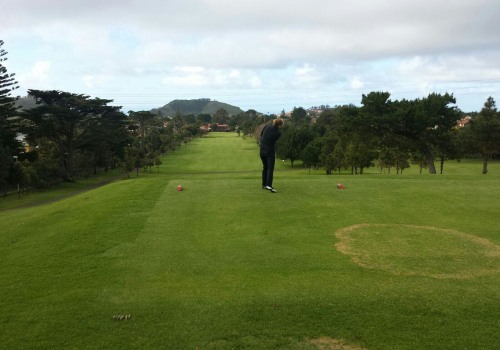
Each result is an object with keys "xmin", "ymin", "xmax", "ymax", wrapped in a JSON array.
[{"xmin": 2, "ymin": 0, "xmax": 500, "ymax": 114}]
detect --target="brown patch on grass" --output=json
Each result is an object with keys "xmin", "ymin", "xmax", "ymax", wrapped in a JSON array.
[
  {"xmin": 335, "ymin": 224, "xmax": 500, "ymax": 279},
  {"xmin": 308, "ymin": 337, "xmax": 367, "ymax": 350}
]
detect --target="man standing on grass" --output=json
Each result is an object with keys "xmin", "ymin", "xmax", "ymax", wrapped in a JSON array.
[{"xmin": 259, "ymin": 118, "xmax": 284, "ymax": 193}]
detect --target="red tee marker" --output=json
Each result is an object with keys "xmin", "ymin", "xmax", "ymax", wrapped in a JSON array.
[{"xmin": 177, "ymin": 185, "xmax": 182, "ymax": 191}]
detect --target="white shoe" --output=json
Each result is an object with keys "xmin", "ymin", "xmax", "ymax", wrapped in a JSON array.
[{"xmin": 265, "ymin": 186, "xmax": 277, "ymax": 193}]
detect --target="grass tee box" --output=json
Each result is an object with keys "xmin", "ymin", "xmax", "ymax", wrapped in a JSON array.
[{"xmin": 0, "ymin": 132, "xmax": 499, "ymax": 349}]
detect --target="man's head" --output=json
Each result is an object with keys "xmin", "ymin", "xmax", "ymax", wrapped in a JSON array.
[{"xmin": 273, "ymin": 118, "xmax": 284, "ymax": 128}]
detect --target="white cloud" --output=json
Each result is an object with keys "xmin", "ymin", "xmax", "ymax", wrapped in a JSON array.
[
  {"xmin": 249, "ymin": 76, "xmax": 262, "ymax": 88},
  {"xmin": 162, "ymin": 67, "xmax": 209, "ymax": 88},
  {"xmin": 175, "ymin": 66, "xmax": 205, "ymax": 75},
  {"xmin": 83, "ymin": 75, "xmax": 113, "ymax": 89},
  {"xmin": 18, "ymin": 61, "xmax": 52, "ymax": 89},
  {"xmin": 229, "ymin": 70, "xmax": 240, "ymax": 79},
  {"xmin": 350, "ymin": 78, "xmax": 364, "ymax": 89},
  {"xmin": 161, "ymin": 66, "xmax": 267, "ymax": 90},
  {"xmin": 291, "ymin": 64, "xmax": 324, "ymax": 87}
]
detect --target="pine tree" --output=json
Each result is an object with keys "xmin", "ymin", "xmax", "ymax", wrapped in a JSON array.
[
  {"xmin": 469, "ymin": 97, "xmax": 500, "ymax": 174},
  {"xmin": 0, "ymin": 40, "xmax": 19, "ymax": 123},
  {"xmin": 0, "ymin": 40, "xmax": 21, "ymax": 194}
]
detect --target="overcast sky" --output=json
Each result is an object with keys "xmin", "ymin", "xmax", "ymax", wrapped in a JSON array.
[{"xmin": 2, "ymin": 0, "xmax": 500, "ymax": 113}]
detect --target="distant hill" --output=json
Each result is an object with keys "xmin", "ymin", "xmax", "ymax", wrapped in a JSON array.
[
  {"xmin": 152, "ymin": 98, "xmax": 244, "ymax": 117},
  {"xmin": 14, "ymin": 95, "xmax": 38, "ymax": 110},
  {"xmin": 14, "ymin": 96, "xmax": 245, "ymax": 117}
]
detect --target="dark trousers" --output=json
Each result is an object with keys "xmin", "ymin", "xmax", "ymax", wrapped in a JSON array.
[{"xmin": 260, "ymin": 152, "xmax": 276, "ymax": 187}]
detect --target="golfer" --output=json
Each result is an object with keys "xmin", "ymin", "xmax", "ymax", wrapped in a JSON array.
[{"xmin": 259, "ymin": 118, "xmax": 284, "ymax": 193}]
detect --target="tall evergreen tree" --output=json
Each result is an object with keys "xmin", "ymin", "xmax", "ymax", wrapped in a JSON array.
[
  {"xmin": 363, "ymin": 92, "xmax": 459, "ymax": 174},
  {"xmin": 276, "ymin": 124, "xmax": 315, "ymax": 168},
  {"xmin": 0, "ymin": 40, "xmax": 19, "ymax": 122},
  {"xmin": 0, "ymin": 40, "xmax": 21, "ymax": 193},
  {"xmin": 290, "ymin": 107, "xmax": 309, "ymax": 126},
  {"xmin": 468, "ymin": 97, "xmax": 500, "ymax": 174},
  {"xmin": 22, "ymin": 90, "xmax": 124, "ymax": 181},
  {"xmin": 413, "ymin": 93, "xmax": 459, "ymax": 174},
  {"xmin": 129, "ymin": 110, "xmax": 156, "ymax": 151}
]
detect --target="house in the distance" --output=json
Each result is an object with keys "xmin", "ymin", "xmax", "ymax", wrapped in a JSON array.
[
  {"xmin": 215, "ymin": 124, "xmax": 230, "ymax": 132},
  {"xmin": 457, "ymin": 116, "xmax": 472, "ymax": 128},
  {"xmin": 199, "ymin": 123, "xmax": 231, "ymax": 132}
]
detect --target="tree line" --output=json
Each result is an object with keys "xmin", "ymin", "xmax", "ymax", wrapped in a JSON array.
[
  {"xmin": 272, "ymin": 93, "xmax": 500, "ymax": 175},
  {"xmin": 0, "ymin": 88, "xmax": 212, "ymax": 196}
]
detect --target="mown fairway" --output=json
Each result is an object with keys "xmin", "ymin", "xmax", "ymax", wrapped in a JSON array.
[{"xmin": 0, "ymin": 133, "xmax": 499, "ymax": 350}]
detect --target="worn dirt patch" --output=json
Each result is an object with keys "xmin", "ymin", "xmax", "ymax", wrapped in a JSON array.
[
  {"xmin": 308, "ymin": 337, "xmax": 367, "ymax": 350},
  {"xmin": 335, "ymin": 224, "xmax": 500, "ymax": 279}
]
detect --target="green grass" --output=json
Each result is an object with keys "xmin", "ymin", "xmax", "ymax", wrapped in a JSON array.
[
  {"xmin": 0, "ymin": 169, "xmax": 124, "ymax": 211},
  {"xmin": 0, "ymin": 132, "xmax": 499, "ymax": 349}
]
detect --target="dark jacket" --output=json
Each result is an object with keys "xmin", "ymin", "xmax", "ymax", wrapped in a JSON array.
[{"xmin": 259, "ymin": 125, "xmax": 281, "ymax": 154}]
